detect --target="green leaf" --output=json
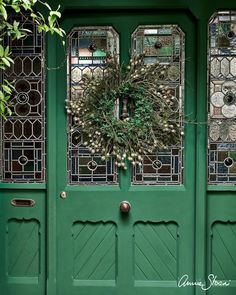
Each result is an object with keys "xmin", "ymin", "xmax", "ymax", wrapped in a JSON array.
[
  {"xmin": 0, "ymin": 5, "xmax": 7, "ymax": 20},
  {"xmin": 4, "ymin": 45, "xmax": 9, "ymax": 56},
  {"xmin": 50, "ymin": 10, "xmax": 61, "ymax": 18},
  {"xmin": 0, "ymin": 91, "xmax": 4, "ymax": 99},
  {"xmin": 4, "ymin": 80, "xmax": 15, "ymax": 89},
  {"xmin": 48, "ymin": 14, "xmax": 56, "ymax": 28},
  {"xmin": 0, "ymin": 45, "xmax": 4, "ymax": 57},
  {"xmin": 2, "ymin": 85, "xmax": 12, "ymax": 94},
  {"xmin": 6, "ymin": 56, "xmax": 13, "ymax": 63},
  {"xmin": 6, "ymin": 107, "xmax": 12, "ymax": 116},
  {"xmin": 11, "ymin": 4, "xmax": 21, "ymax": 13},
  {"xmin": 20, "ymin": 28, "xmax": 32, "ymax": 33},
  {"xmin": 41, "ymin": 1, "xmax": 52, "ymax": 11},
  {"xmin": 30, "ymin": 12, "xmax": 39, "ymax": 19},
  {"xmin": 2, "ymin": 57, "xmax": 10, "ymax": 67},
  {"xmin": 0, "ymin": 102, "xmax": 5, "ymax": 113},
  {"xmin": 13, "ymin": 20, "xmax": 20, "ymax": 31},
  {"xmin": 53, "ymin": 27, "xmax": 64, "ymax": 37},
  {"xmin": 37, "ymin": 12, "xmax": 45, "ymax": 22}
]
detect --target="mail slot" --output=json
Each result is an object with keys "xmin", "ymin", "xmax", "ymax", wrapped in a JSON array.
[{"xmin": 11, "ymin": 199, "xmax": 36, "ymax": 207}]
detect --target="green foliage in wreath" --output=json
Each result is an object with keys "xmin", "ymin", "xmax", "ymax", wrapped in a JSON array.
[{"xmin": 66, "ymin": 54, "xmax": 184, "ymax": 169}]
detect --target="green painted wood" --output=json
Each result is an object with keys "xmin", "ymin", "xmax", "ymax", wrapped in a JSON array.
[
  {"xmin": 0, "ymin": 190, "xmax": 46, "ymax": 295},
  {"xmin": 134, "ymin": 222, "xmax": 177, "ymax": 281},
  {"xmin": 211, "ymin": 222, "xmax": 236, "ymax": 280},
  {"xmin": 45, "ymin": 33, "xmax": 58, "ymax": 295},
  {"xmin": 0, "ymin": 1, "xmax": 236, "ymax": 295},
  {"xmin": 195, "ymin": 17, "xmax": 208, "ymax": 295},
  {"xmin": 7, "ymin": 219, "xmax": 40, "ymax": 278},
  {"xmin": 0, "ymin": 183, "xmax": 46, "ymax": 189},
  {"xmin": 72, "ymin": 222, "xmax": 116, "ymax": 281},
  {"xmin": 207, "ymin": 193, "xmax": 236, "ymax": 295},
  {"xmin": 55, "ymin": 8, "xmax": 196, "ymax": 295}
]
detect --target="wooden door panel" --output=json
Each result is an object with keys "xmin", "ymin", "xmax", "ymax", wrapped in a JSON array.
[
  {"xmin": 134, "ymin": 221, "xmax": 178, "ymax": 281},
  {"xmin": 0, "ymin": 191, "xmax": 46, "ymax": 295},
  {"xmin": 207, "ymin": 193, "xmax": 236, "ymax": 295}
]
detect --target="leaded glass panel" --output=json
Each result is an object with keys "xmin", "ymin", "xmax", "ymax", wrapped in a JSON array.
[
  {"xmin": 0, "ymin": 14, "xmax": 45, "ymax": 182},
  {"xmin": 208, "ymin": 11, "xmax": 236, "ymax": 183},
  {"xmin": 131, "ymin": 25, "xmax": 184, "ymax": 185},
  {"xmin": 67, "ymin": 27, "xmax": 119, "ymax": 184}
]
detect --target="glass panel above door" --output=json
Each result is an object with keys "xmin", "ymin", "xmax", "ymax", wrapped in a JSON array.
[
  {"xmin": 208, "ymin": 11, "xmax": 236, "ymax": 184},
  {"xmin": 67, "ymin": 27, "xmax": 119, "ymax": 184},
  {"xmin": 131, "ymin": 25, "xmax": 185, "ymax": 185}
]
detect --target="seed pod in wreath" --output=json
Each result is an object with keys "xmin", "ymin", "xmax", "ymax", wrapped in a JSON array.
[{"xmin": 66, "ymin": 54, "xmax": 184, "ymax": 169}]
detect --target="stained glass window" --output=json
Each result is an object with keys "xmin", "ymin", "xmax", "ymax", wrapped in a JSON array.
[
  {"xmin": 208, "ymin": 11, "xmax": 236, "ymax": 184},
  {"xmin": 67, "ymin": 27, "xmax": 119, "ymax": 184},
  {"xmin": 0, "ymin": 14, "xmax": 45, "ymax": 182},
  {"xmin": 131, "ymin": 25, "xmax": 184, "ymax": 185}
]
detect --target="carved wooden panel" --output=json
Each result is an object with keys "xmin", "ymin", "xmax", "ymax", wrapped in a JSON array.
[
  {"xmin": 211, "ymin": 221, "xmax": 236, "ymax": 280},
  {"xmin": 72, "ymin": 221, "xmax": 117, "ymax": 282},
  {"xmin": 7, "ymin": 219, "xmax": 40, "ymax": 278},
  {"xmin": 134, "ymin": 221, "xmax": 178, "ymax": 281}
]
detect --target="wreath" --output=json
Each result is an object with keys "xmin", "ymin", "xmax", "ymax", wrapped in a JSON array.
[{"xmin": 66, "ymin": 54, "xmax": 184, "ymax": 170}]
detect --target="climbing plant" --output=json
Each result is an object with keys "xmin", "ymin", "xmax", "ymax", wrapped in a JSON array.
[{"xmin": 0, "ymin": 0, "xmax": 65, "ymax": 118}]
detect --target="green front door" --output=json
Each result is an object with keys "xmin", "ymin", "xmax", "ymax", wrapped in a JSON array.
[{"xmin": 55, "ymin": 9, "xmax": 196, "ymax": 295}]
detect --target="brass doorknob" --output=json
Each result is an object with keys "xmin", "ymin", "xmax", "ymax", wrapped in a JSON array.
[{"xmin": 119, "ymin": 201, "xmax": 131, "ymax": 213}]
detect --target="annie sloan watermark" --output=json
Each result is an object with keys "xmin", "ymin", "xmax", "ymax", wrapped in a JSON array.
[{"xmin": 178, "ymin": 274, "xmax": 231, "ymax": 290}]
